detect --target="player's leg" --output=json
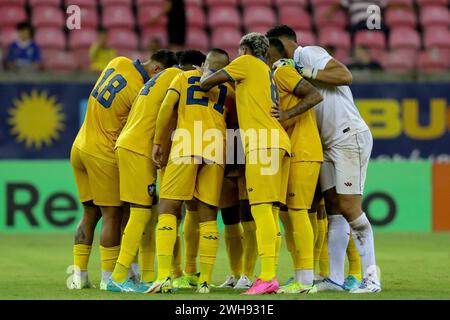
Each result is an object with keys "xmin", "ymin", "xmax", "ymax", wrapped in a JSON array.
[
  {"xmin": 279, "ymin": 205, "xmax": 296, "ymax": 284},
  {"xmin": 345, "ymin": 231, "xmax": 362, "ymax": 290},
  {"xmin": 238, "ymin": 200, "xmax": 257, "ymax": 289},
  {"xmin": 120, "ymin": 204, "xmax": 139, "ymax": 282},
  {"xmin": 318, "ymin": 204, "xmax": 329, "ymax": 279},
  {"xmin": 139, "ymin": 203, "xmax": 158, "ymax": 283}
]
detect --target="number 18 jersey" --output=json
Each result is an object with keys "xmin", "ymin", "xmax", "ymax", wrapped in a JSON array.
[{"xmin": 73, "ymin": 57, "xmax": 150, "ymax": 163}]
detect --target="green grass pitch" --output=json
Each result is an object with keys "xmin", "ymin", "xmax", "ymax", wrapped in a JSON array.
[{"xmin": 0, "ymin": 232, "xmax": 449, "ymax": 300}]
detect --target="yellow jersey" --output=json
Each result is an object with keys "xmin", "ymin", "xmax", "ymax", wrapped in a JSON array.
[
  {"xmin": 273, "ymin": 65, "xmax": 323, "ymax": 162},
  {"xmin": 155, "ymin": 69, "xmax": 235, "ymax": 164},
  {"xmin": 73, "ymin": 57, "xmax": 150, "ymax": 163},
  {"xmin": 221, "ymin": 55, "xmax": 291, "ymax": 155},
  {"xmin": 115, "ymin": 66, "xmax": 183, "ymax": 158}
]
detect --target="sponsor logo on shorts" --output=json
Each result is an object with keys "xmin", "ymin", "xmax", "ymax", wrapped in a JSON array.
[
  {"xmin": 247, "ymin": 188, "xmax": 253, "ymax": 192},
  {"xmin": 344, "ymin": 182, "xmax": 353, "ymax": 187},
  {"xmin": 148, "ymin": 184, "xmax": 156, "ymax": 197},
  {"xmin": 203, "ymin": 235, "xmax": 218, "ymax": 240},
  {"xmin": 288, "ymin": 192, "xmax": 295, "ymax": 197},
  {"xmin": 158, "ymin": 226, "xmax": 173, "ymax": 231}
]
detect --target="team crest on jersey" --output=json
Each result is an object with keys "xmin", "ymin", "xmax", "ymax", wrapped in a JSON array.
[{"xmin": 148, "ymin": 184, "xmax": 156, "ymax": 197}]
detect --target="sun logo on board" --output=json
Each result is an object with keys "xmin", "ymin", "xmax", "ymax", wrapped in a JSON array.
[{"xmin": 8, "ymin": 90, "xmax": 65, "ymax": 150}]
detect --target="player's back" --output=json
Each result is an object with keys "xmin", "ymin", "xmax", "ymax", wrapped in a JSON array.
[
  {"xmin": 116, "ymin": 66, "xmax": 183, "ymax": 158},
  {"xmin": 73, "ymin": 57, "xmax": 150, "ymax": 162}
]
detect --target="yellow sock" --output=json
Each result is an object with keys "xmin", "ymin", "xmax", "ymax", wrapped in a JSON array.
[
  {"xmin": 172, "ymin": 231, "xmax": 183, "ymax": 279},
  {"xmin": 314, "ymin": 218, "xmax": 326, "ymax": 272},
  {"xmin": 198, "ymin": 221, "xmax": 219, "ymax": 284},
  {"xmin": 241, "ymin": 220, "xmax": 257, "ymax": 277},
  {"xmin": 224, "ymin": 223, "xmax": 243, "ymax": 278},
  {"xmin": 251, "ymin": 203, "xmax": 276, "ymax": 281},
  {"xmin": 309, "ymin": 211, "xmax": 318, "ymax": 245},
  {"xmin": 100, "ymin": 245, "xmax": 120, "ymax": 276},
  {"xmin": 289, "ymin": 209, "xmax": 314, "ymax": 270},
  {"xmin": 280, "ymin": 210, "xmax": 296, "ymax": 266},
  {"xmin": 347, "ymin": 232, "xmax": 362, "ymax": 281},
  {"xmin": 319, "ymin": 218, "xmax": 329, "ymax": 277},
  {"xmin": 273, "ymin": 206, "xmax": 282, "ymax": 269},
  {"xmin": 73, "ymin": 244, "xmax": 91, "ymax": 272},
  {"xmin": 156, "ymin": 214, "xmax": 177, "ymax": 280},
  {"xmin": 183, "ymin": 210, "xmax": 199, "ymax": 274},
  {"xmin": 140, "ymin": 205, "xmax": 158, "ymax": 282}
]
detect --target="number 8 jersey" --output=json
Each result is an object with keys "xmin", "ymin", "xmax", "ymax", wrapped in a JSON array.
[{"xmin": 73, "ymin": 57, "xmax": 150, "ymax": 163}]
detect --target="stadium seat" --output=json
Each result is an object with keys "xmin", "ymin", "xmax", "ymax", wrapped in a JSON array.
[
  {"xmin": 384, "ymin": 8, "xmax": 417, "ymax": 28},
  {"xmin": 417, "ymin": 48, "xmax": 450, "ymax": 71},
  {"xmin": 78, "ymin": 8, "xmax": 99, "ymax": 28},
  {"xmin": 243, "ymin": 6, "xmax": 277, "ymax": 30},
  {"xmin": 74, "ymin": 48, "xmax": 91, "ymax": 70},
  {"xmin": 385, "ymin": 0, "xmax": 414, "ymax": 7},
  {"xmin": 205, "ymin": 0, "xmax": 238, "ymax": 5},
  {"xmin": 211, "ymin": 27, "xmax": 242, "ymax": 48},
  {"xmin": 416, "ymin": 0, "xmax": 448, "ymax": 7},
  {"xmin": 186, "ymin": 5, "xmax": 207, "ymax": 28},
  {"xmin": 381, "ymin": 49, "xmax": 417, "ymax": 72},
  {"xmin": 296, "ymin": 30, "xmax": 317, "ymax": 46},
  {"xmin": 29, "ymin": 0, "xmax": 61, "ymax": 7},
  {"xmin": 314, "ymin": 6, "xmax": 347, "ymax": 29},
  {"xmin": 423, "ymin": 27, "xmax": 450, "ymax": 50},
  {"xmin": 107, "ymin": 29, "xmax": 138, "ymax": 50},
  {"xmin": 103, "ymin": 6, "xmax": 135, "ymax": 29},
  {"xmin": 0, "ymin": 0, "xmax": 26, "ymax": 5},
  {"xmin": 319, "ymin": 28, "xmax": 351, "ymax": 50},
  {"xmin": 246, "ymin": 25, "xmax": 271, "ymax": 33},
  {"xmin": 275, "ymin": 0, "xmax": 308, "ymax": 7},
  {"xmin": 0, "ymin": 28, "xmax": 17, "ymax": 48},
  {"xmin": 141, "ymin": 26, "xmax": 169, "ymax": 48},
  {"xmin": 279, "ymin": 6, "xmax": 312, "ymax": 30},
  {"xmin": 240, "ymin": 0, "xmax": 272, "ymax": 6},
  {"xmin": 185, "ymin": 0, "xmax": 204, "ymax": 5},
  {"xmin": 43, "ymin": 50, "xmax": 79, "ymax": 72},
  {"xmin": 208, "ymin": 6, "xmax": 241, "ymax": 28},
  {"xmin": 137, "ymin": 5, "xmax": 167, "ymax": 29},
  {"xmin": 420, "ymin": 6, "xmax": 450, "ymax": 28},
  {"xmin": 35, "ymin": 28, "xmax": 66, "ymax": 50},
  {"xmin": 186, "ymin": 28, "xmax": 209, "ymax": 51},
  {"xmin": 389, "ymin": 27, "xmax": 421, "ymax": 50},
  {"xmin": 354, "ymin": 31, "xmax": 386, "ymax": 50},
  {"xmin": 65, "ymin": 0, "xmax": 98, "ymax": 8},
  {"xmin": 0, "ymin": 6, "xmax": 27, "ymax": 28},
  {"xmin": 101, "ymin": 0, "xmax": 133, "ymax": 6},
  {"xmin": 32, "ymin": 6, "xmax": 65, "ymax": 28},
  {"xmin": 69, "ymin": 28, "xmax": 97, "ymax": 50},
  {"xmin": 136, "ymin": 0, "xmax": 165, "ymax": 5}
]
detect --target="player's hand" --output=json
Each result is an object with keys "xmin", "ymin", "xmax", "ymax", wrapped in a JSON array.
[
  {"xmin": 152, "ymin": 144, "xmax": 163, "ymax": 168},
  {"xmin": 272, "ymin": 58, "xmax": 295, "ymax": 69},
  {"xmin": 271, "ymin": 106, "xmax": 289, "ymax": 122}
]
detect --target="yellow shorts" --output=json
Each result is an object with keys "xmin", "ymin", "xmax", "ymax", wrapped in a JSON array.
[
  {"xmin": 116, "ymin": 147, "xmax": 157, "ymax": 206},
  {"xmin": 287, "ymin": 161, "xmax": 321, "ymax": 210},
  {"xmin": 245, "ymin": 149, "xmax": 290, "ymax": 205},
  {"xmin": 237, "ymin": 175, "xmax": 248, "ymax": 201},
  {"xmin": 70, "ymin": 145, "xmax": 121, "ymax": 206},
  {"xmin": 218, "ymin": 176, "xmax": 240, "ymax": 209},
  {"xmin": 160, "ymin": 157, "xmax": 225, "ymax": 207}
]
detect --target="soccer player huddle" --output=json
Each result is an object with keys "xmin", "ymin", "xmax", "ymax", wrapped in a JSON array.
[{"xmin": 69, "ymin": 24, "xmax": 381, "ymax": 296}]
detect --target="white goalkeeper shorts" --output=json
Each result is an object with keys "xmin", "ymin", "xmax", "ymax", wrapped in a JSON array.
[{"xmin": 320, "ymin": 130, "xmax": 373, "ymax": 195}]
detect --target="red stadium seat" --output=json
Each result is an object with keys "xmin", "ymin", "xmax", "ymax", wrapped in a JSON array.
[
  {"xmin": 0, "ymin": 0, "xmax": 26, "ymax": 5},
  {"xmin": 211, "ymin": 27, "xmax": 242, "ymax": 48},
  {"xmin": 279, "ymin": 6, "xmax": 312, "ymax": 30},
  {"xmin": 319, "ymin": 28, "xmax": 351, "ymax": 50},
  {"xmin": 73, "ymin": 48, "xmax": 90, "ymax": 70},
  {"xmin": 137, "ymin": 5, "xmax": 167, "ymax": 29},
  {"xmin": 240, "ymin": 0, "xmax": 272, "ymax": 6},
  {"xmin": 420, "ymin": 6, "xmax": 450, "ymax": 28},
  {"xmin": 296, "ymin": 30, "xmax": 317, "ymax": 46},
  {"xmin": 416, "ymin": 0, "xmax": 448, "ymax": 7},
  {"xmin": 389, "ymin": 27, "xmax": 421, "ymax": 50},
  {"xmin": 69, "ymin": 28, "xmax": 97, "ymax": 50},
  {"xmin": 417, "ymin": 48, "xmax": 450, "ymax": 71},
  {"xmin": 314, "ymin": 6, "xmax": 347, "ymax": 29},
  {"xmin": 35, "ymin": 28, "xmax": 66, "ymax": 50},
  {"xmin": 0, "ymin": 6, "xmax": 27, "ymax": 28},
  {"xmin": 384, "ymin": 8, "xmax": 417, "ymax": 28},
  {"xmin": 246, "ymin": 25, "xmax": 271, "ymax": 33},
  {"xmin": 78, "ymin": 8, "xmax": 99, "ymax": 28},
  {"xmin": 423, "ymin": 27, "xmax": 450, "ymax": 50},
  {"xmin": 310, "ymin": 0, "xmax": 341, "ymax": 8},
  {"xmin": 381, "ymin": 49, "xmax": 417, "ymax": 72},
  {"xmin": 186, "ymin": 5, "xmax": 207, "ymax": 28},
  {"xmin": 186, "ymin": 28, "xmax": 209, "ymax": 51},
  {"xmin": 43, "ymin": 50, "xmax": 79, "ymax": 72},
  {"xmin": 32, "ymin": 6, "xmax": 65, "ymax": 28},
  {"xmin": 385, "ymin": 0, "xmax": 414, "ymax": 7},
  {"xmin": 208, "ymin": 6, "xmax": 241, "ymax": 28},
  {"xmin": 101, "ymin": 0, "xmax": 133, "ymax": 6},
  {"xmin": 354, "ymin": 31, "xmax": 386, "ymax": 50},
  {"xmin": 103, "ymin": 6, "xmax": 135, "ymax": 29},
  {"xmin": 185, "ymin": 0, "xmax": 204, "ymax": 5},
  {"xmin": 0, "ymin": 28, "xmax": 17, "ymax": 48},
  {"xmin": 243, "ymin": 6, "xmax": 277, "ymax": 30},
  {"xmin": 141, "ymin": 26, "xmax": 169, "ymax": 48},
  {"xmin": 107, "ymin": 29, "xmax": 138, "ymax": 50},
  {"xmin": 65, "ymin": 0, "xmax": 98, "ymax": 8},
  {"xmin": 29, "ymin": 0, "xmax": 61, "ymax": 7},
  {"xmin": 136, "ymin": 0, "xmax": 165, "ymax": 5},
  {"xmin": 205, "ymin": 0, "xmax": 238, "ymax": 6},
  {"xmin": 275, "ymin": 0, "xmax": 308, "ymax": 7}
]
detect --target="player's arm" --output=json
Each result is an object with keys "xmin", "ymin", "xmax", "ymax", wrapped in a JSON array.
[
  {"xmin": 272, "ymin": 79, "xmax": 323, "ymax": 121},
  {"xmin": 312, "ymin": 58, "xmax": 353, "ymax": 86},
  {"xmin": 200, "ymin": 56, "xmax": 247, "ymax": 91},
  {"xmin": 152, "ymin": 88, "xmax": 180, "ymax": 168},
  {"xmin": 199, "ymin": 69, "xmax": 230, "ymax": 91}
]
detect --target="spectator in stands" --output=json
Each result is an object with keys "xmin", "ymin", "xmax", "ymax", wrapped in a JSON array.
[
  {"xmin": 6, "ymin": 22, "xmax": 42, "ymax": 72},
  {"xmin": 347, "ymin": 45, "xmax": 383, "ymax": 70},
  {"xmin": 148, "ymin": 0, "xmax": 186, "ymax": 50},
  {"xmin": 147, "ymin": 37, "xmax": 162, "ymax": 57},
  {"xmin": 89, "ymin": 28, "xmax": 116, "ymax": 72}
]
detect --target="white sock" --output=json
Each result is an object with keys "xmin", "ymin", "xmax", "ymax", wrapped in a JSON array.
[
  {"xmin": 349, "ymin": 212, "xmax": 379, "ymax": 283},
  {"xmin": 295, "ymin": 269, "xmax": 314, "ymax": 286},
  {"xmin": 327, "ymin": 214, "xmax": 350, "ymax": 286},
  {"xmin": 102, "ymin": 271, "xmax": 112, "ymax": 283},
  {"xmin": 74, "ymin": 270, "xmax": 88, "ymax": 280}
]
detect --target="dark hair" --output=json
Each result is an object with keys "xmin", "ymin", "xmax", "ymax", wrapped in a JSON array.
[
  {"xmin": 266, "ymin": 25, "xmax": 297, "ymax": 42},
  {"xmin": 17, "ymin": 22, "xmax": 31, "ymax": 31},
  {"xmin": 209, "ymin": 48, "xmax": 229, "ymax": 60},
  {"xmin": 177, "ymin": 50, "xmax": 206, "ymax": 66},
  {"xmin": 151, "ymin": 49, "xmax": 178, "ymax": 68},
  {"xmin": 268, "ymin": 37, "xmax": 287, "ymax": 58}
]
